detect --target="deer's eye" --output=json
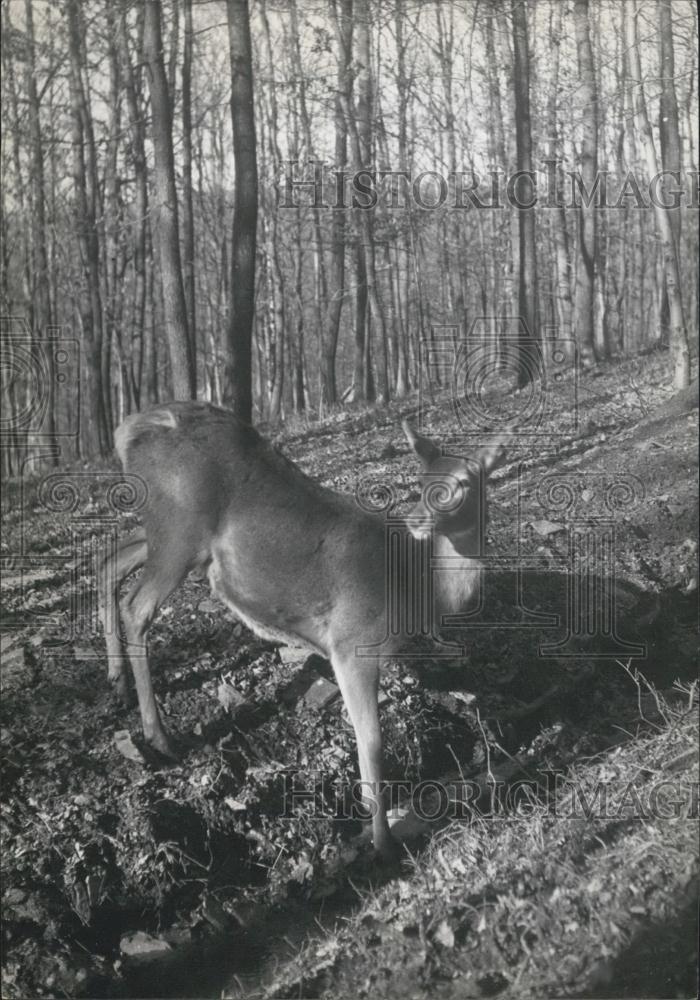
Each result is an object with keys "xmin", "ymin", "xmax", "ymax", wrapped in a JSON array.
[{"xmin": 423, "ymin": 477, "xmax": 464, "ymax": 513}]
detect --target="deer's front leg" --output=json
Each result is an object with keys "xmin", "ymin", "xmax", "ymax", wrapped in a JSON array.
[{"xmin": 332, "ymin": 652, "xmax": 398, "ymax": 861}]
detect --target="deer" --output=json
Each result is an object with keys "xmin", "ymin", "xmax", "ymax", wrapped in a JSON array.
[{"xmin": 98, "ymin": 401, "xmax": 506, "ymax": 860}]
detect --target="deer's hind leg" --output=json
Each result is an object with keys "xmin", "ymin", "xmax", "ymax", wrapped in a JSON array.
[
  {"xmin": 120, "ymin": 539, "xmax": 194, "ymax": 757},
  {"xmin": 98, "ymin": 528, "xmax": 147, "ymax": 707}
]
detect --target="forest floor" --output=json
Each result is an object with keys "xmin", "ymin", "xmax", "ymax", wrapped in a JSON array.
[{"xmin": 1, "ymin": 350, "xmax": 698, "ymax": 1000}]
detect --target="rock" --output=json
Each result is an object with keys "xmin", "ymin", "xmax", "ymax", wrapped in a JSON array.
[
  {"xmin": 217, "ymin": 681, "xmax": 246, "ymax": 712},
  {"xmin": 450, "ymin": 690, "xmax": 477, "ymax": 706},
  {"xmin": 278, "ymin": 644, "xmax": 309, "ymax": 664},
  {"xmin": 198, "ymin": 598, "xmax": 219, "ymax": 613},
  {"xmin": 4, "ymin": 888, "xmax": 50, "ymax": 925},
  {"xmin": 433, "ymin": 919, "xmax": 455, "ymax": 949},
  {"xmin": 300, "ymin": 676, "xmax": 340, "ymax": 711},
  {"xmin": 120, "ymin": 931, "xmax": 172, "ymax": 961},
  {"xmin": 529, "ymin": 519, "xmax": 565, "ymax": 538},
  {"xmin": 113, "ymin": 730, "xmax": 146, "ymax": 765}
]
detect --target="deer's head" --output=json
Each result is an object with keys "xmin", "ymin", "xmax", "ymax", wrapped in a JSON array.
[{"xmin": 402, "ymin": 420, "xmax": 506, "ymax": 557}]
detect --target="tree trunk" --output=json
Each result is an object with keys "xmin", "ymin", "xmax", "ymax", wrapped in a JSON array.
[
  {"xmin": 143, "ymin": 0, "xmax": 194, "ymax": 399},
  {"xmin": 259, "ymin": 0, "xmax": 289, "ymax": 423},
  {"xmin": 573, "ymin": 0, "xmax": 597, "ymax": 368},
  {"xmin": 182, "ymin": 0, "xmax": 197, "ymax": 379},
  {"xmin": 293, "ymin": 236, "xmax": 306, "ymax": 412},
  {"xmin": 546, "ymin": 3, "xmax": 574, "ymax": 347},
  {"xmin": 23, "ymin": 0, "xmax": 57, "ymax": 449},
  {"xmin": 320, "ymin": 0, "xmax": 353, "ymax": 406},
  {"xmin": 3, "ymin": 5, "xmax": 34, "ymax": 469},
  {"xmin": 104, "ymin": 3, "xmax": 122, "ymax": 438},
  {"xmin": 289, "ymin": 0, "xmax": 334, "ymax": 405},
  {"xmin": 225, "ymin": 0, "xmax": 258, "ymax": 422},
  {"xmin": 511, "ymin": 0, "xmax": 538, "ymax": 388},
  {"xmin": 118, "ymin": 6, "xmax": 149, "ymax": 410},
  {"xmin": 627, "ymin": 1, "xmax": 689, "ymax": 389},
  {"xmin": 66, "ymin": 0, "xmax": 110, "ymax": 455},
  {"xmin": 335, "ymin": 0, "xmax": 387, "ymax": 403},
  {"xmin": 393, "ymin": 0, "xmax": 410, "ymax": 397}
]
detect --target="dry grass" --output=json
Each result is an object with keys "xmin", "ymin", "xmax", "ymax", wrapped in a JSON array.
[{"xmin": 258, "ymin": 677, "xmax": 698, "ymax": 1000}]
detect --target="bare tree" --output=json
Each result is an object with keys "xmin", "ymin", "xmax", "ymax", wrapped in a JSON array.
[
  {"xmin": 1, "ymin": 0, "xmax": 697, "ymax": 449},
  {"xmin": 182, "ymin": 0, "xmax": 197, "ymax": 373},
  {"xmin": 143, "ymin": 0, "xmax": 194, "ymax": 399},
  {"xmin": 573, "ymin": 0, "xmax": 597, "ymax": 368},
  {"xmin": 225, "ymin": 0, "xmax": 258, "ymax": 422},
  {"xmin": 511, "ymin": 0, "xmax": 538, "ymax": 387},
  {"xmin": 23, "ymin": 0, "xmax": 56, "ymax": 447},
  {"xmin": 118, "ymin": 5, "xmax": 150, "ymax": 409},
  {"xmin": 288, "ymin": 0, "xmax": 331, "ymax": 406},
  {"xmin": 66, "ymin": 0, "xmax": 111, "ymax": 453},
  {"xmin": 258, "ymin": 0, "xmax": 286, "ymax": 422},
  {"xmin": 319, "ymin": 0, "xmax": 352, "ymax": 406},
  {"xmin": 546, "ymin": 2, "xmax": 574, "ymax": 347},
  {"xmin": 627, "ymin": 0, "xmax": 689, "ymax": 388}
]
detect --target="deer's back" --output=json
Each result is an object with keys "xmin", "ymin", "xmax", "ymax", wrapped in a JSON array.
[{"xmin": 114, "ymin": 403, "xmax": 387, "ymax": 606}]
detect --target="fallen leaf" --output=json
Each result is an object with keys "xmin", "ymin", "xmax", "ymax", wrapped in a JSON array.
[
  {"xmin": 529, "ymin": 520, "xmax": 565, "ymax": 538},
  {"xmin": 433, "ymin": 919, "xmax": 455, "ymax": 948},
  {"xmin": 120, "ymin": 931, "xmax": 172, "ymax": 959},
  {"xmin": 217, "ymin": 682, "xmax": 245, "ymax": 712}
]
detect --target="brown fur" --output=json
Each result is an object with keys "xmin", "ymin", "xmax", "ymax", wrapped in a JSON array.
[{"xmin": 99, "ymin": 403, "xmax": 506, "ymax": 859}]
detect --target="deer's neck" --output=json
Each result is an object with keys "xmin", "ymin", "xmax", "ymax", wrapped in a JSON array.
[{"xmin": 431, "ymin": 532, "xmax": 481, "ymax": 615}]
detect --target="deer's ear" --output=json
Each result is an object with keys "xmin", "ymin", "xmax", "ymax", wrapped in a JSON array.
[{"xmin": 402, "ymin": 420, "xmax": 441, "ymax": 466}]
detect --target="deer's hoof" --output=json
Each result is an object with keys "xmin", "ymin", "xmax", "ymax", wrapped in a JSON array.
[{"xmin": 146, "ymin": 731, "xmax": 179, "ymax": 763}]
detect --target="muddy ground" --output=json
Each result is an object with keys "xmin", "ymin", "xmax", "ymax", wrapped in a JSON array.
[{"xmin": 1, "ymin": 351, "xmax": 698, "ymax": 999}]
